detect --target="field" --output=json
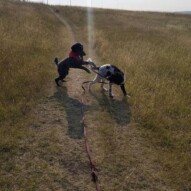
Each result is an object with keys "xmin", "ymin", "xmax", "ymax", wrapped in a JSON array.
[{"xmin": 0, "ymin": 0, "xmax": 191, "ymax": 190}]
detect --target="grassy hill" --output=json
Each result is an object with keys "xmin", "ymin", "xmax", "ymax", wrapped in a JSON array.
[
  {"xmin": 49, "ymin": 6, "xmax": 191, "ymax": 190},
  {"xmin": 0, "ymin": 0, "xmax": 191, "ymax": 190}
]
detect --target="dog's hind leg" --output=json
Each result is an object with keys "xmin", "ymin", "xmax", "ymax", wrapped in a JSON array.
[
  {"xmin": 109, "ymin": 83, "xmax": 114, "ymax": 97},
  {"xmin": 88, "ymin": 74, "xmax": 101, "ymax": 92}
]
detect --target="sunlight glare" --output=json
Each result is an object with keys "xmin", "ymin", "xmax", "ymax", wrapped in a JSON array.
[{"xmin": 87, "ymin": 0, "xmax": 94, "ymax": 57}]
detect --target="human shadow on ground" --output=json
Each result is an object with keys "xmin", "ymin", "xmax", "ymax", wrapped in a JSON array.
[
  {"xmin": 90, "ymin": 90, "xmax": 131, "ymax": 126},
  {"xmin": 51, "ymin": 86, "xmax": 84, "ymax": 139}
]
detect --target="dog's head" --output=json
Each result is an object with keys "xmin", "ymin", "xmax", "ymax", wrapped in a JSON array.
[{"xmin": 71, "ymin": 43, "xmax": 86, "ymax": 56}]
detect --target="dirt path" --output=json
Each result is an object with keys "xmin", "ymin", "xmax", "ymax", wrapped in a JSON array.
[
  {"xmin": 15, "ymin": 8, "xmax": 97, "ymax": 191},
  {"xmin": 22, "ymin": 77, "xmax": 95, "ymax": 190},
  {"xmin": 48, "ymin": 7, "xmax": 75, "ymax": 43}
]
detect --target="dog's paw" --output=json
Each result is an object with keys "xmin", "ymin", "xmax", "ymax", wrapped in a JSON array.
[
  {"xmin": 109, "ymin": 93, "xmax": 114, "ymax": 98},
  {"xmin": 87, "ymin": 59, "xmax": 97, "ymax": 69},
  {"xmin": 87, "ymin": 58, "xmax": 92, "ymax": 62},
  {"xmin": 124, "ymin": 93, "xmax": 131, "ymax": 98},
  {"xmin": 87, "ymin": 69, "xmax": 91, "ymax": 74}
]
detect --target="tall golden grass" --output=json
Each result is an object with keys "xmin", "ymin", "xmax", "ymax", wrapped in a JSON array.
[
  {"xmin": 95, "ymin": 11, "xmax": 191, "ymax": 189},
  {"xmin": 0, "ymin": 0, "xmax": 67, "ymax": 123},
  {"xmin": 57, "ymin": 7, "xmax": 191, "ymax": 190},
  {"xmin": 0, "ymin": 1, "xmax": 70, "ymax": 189}
]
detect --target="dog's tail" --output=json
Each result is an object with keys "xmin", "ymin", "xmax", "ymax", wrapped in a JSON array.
[{"xmin": 54, "ymin": 57, "xmax": 59, "ymax": 66}]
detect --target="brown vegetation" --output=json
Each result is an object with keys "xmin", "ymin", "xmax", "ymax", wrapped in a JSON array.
[{"xmin": 0, "ymin": 0, "xmax": 191, "ymax": 190}]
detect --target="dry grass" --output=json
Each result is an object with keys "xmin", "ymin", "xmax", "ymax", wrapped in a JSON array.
[
  {"xmin": 0, "ymin": 0, "xmax": 70, "ymax": 190},
  {"xmin": 91, "ymin": 10, "xmax": 191, "ymax": 190},
  {"xmin": 1, "ymin": 0, "xmax": 191, "ymax": 190},
  {"xmin": 54, "ymin": 6, "xmax": 191, "ymax": 190},
  {"xmin": 1, "ymin": 0, "xmax": 53, "ymax": 122}
]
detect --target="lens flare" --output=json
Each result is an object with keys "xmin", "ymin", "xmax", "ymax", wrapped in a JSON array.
[{"xmin": 87, "ymin": 1, "xmax": 94, "ymax": 57}]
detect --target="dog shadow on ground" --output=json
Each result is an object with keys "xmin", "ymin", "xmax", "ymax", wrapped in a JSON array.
[
  {"xmin": 90, "ymin": 90, "xmax": 131, "ymax": 126},
  {"xmin": 51, "ymin": 86, "xmax": 84, "ymax": 139}
]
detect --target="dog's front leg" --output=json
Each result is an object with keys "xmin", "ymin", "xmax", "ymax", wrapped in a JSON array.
[
  {"xmin": 109, "ymin": 83, "xmax": 114, "ymax": 97},
  {"xmin": 88, "ymin": 74, "xmax": 100, "ymax": 92},
  {"xmin": 88, "ymin": 81, "xmax": 94, "ymax": 92},
  {"xmin": 101, "ymin": 78, "xmax": 108, "ymax": 91}
]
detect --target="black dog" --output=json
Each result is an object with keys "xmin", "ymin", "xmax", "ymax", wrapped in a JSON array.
[{"xmin": 55, "ymin": 43, "xmax": 91, "ymax": 86}]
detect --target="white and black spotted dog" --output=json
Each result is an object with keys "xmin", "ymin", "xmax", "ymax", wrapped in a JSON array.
[{"xmin": 88, "ymin": 63, "xmax": 127, "ymax": 97}]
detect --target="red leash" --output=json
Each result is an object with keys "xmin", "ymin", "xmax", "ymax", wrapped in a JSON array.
[{"xmin": 81, "ymin": 85, "xmax": 101, "ymax": 191}]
